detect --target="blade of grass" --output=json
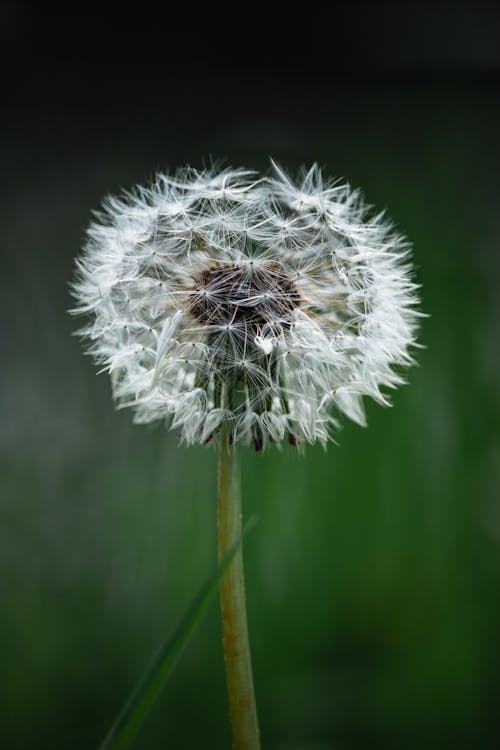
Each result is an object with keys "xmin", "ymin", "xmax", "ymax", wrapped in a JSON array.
[{"xmin": 98, "ymin": 515, "xmax": 258, "ymax": 750}]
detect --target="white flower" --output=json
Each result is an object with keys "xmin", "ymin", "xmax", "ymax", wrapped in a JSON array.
[{"xmin": 71, "ymin": 162, "xmax": 420, "ymax": 449}]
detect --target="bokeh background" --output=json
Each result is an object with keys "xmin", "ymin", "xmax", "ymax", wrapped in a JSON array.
[{"xmin": 1, "ymin": 3, "xmax": 499, "ymax": 748}]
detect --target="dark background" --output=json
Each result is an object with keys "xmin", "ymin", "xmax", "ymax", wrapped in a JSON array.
[{"xmin": 1, "ymin": 3, "xmax": 500, "ymax": 749}]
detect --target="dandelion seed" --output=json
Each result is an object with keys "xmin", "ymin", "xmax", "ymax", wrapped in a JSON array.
[{"xmin": 71, "ymin": 163, "xmax": 420, "ymax": 450}]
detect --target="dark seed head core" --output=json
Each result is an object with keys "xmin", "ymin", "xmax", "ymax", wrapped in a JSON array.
[{"xmin": 187, "ymin": 262, "xmax": 300, "ymax": 331}]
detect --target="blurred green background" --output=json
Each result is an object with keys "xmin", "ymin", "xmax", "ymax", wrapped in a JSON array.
[{"xmin": 1, "ymin": 4, "xmax": 500, "ymax": 749}]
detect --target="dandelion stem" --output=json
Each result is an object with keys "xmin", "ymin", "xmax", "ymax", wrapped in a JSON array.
[{"xmin": 218, "ymin": 423, "xmax": 261, "ymax": 750}]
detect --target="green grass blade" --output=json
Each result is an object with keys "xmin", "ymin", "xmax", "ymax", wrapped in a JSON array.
[{"xmin": 98, "ymin": 516, "xmax": 258, "ymax": 750}]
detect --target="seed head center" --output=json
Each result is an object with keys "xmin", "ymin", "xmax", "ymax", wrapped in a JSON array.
[{"xmin": 188, "ymin": 262, "xmax": 300, "ymax": 330}]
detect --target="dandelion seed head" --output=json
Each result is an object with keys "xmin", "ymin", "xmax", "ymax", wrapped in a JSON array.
[{"xmin": 71, "ymin": 162, "xmax": 420, "ymax": 449}]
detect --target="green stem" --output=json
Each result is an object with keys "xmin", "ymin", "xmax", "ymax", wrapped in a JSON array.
[{"xmin": 218, "ymin": 424, "xmax": 261, "ymax": 750}]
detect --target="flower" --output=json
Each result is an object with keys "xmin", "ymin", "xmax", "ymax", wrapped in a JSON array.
[{"xmin": 71, "ymin": 162, "xmax": 420, "ymax": 449}]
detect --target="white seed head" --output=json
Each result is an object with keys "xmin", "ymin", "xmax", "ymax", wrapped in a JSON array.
[{"xmin": 71, "ymin": 162, "xmax": 420, "ymax": 449}]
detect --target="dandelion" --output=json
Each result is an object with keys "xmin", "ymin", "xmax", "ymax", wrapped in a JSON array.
[{"xmin": 71, "ymin": 162, "xmax": 420, "ymax": 749}]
